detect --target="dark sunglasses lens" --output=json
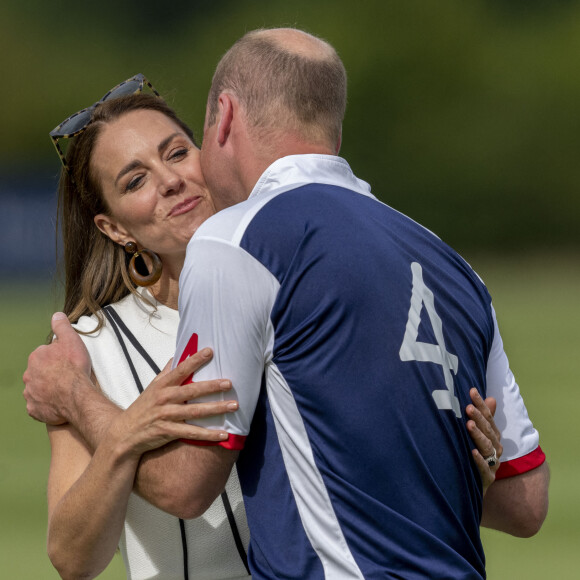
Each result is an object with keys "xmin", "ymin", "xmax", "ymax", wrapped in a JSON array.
[
  {"xmin": 55, "ymin": 109, "xmax": 94, "ymax": 137},
  {"xmin": 106, "ymin": 79, "xmax": 143, "ymax": 100}
]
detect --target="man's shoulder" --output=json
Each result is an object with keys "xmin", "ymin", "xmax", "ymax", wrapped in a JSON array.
[{"xmin": 191, "ymin": 192, "xmax": 280, "ymax": 248}]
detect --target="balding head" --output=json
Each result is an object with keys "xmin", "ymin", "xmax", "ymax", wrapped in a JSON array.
[
  {"xmin": 258, "ymin": 27, "xmax": 335, "ymax": 58},
  {"xmin": 206, "ymin": 27, "xmax": 347, "ymax": 150}
]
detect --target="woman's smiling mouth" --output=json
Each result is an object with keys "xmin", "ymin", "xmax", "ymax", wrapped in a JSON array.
[{"xmin": 169, "ymin": 197, "xmax": 202, "ymax": 217}]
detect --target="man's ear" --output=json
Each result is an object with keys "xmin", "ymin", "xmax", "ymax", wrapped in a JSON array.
[
  {"xmin": 217, "ymin": 93, "xmax": 235, "ymax": 146},
  {"xmin": 94, "ymin": 213, "xmax": 129, "ymax": 246}
]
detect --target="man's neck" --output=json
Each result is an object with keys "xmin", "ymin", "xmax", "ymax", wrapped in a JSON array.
[
  {"xmin": 242, "ymin": 134, "xmax": 336, "ymax": 199},
  {"xmin": 214, "ymin": 124, "xmax": 337, "ymax": 211}
]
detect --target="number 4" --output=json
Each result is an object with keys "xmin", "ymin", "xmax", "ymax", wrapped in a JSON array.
[{"xmin": 399, "ymin": 262, "xmax": 461, "ymax": 418}]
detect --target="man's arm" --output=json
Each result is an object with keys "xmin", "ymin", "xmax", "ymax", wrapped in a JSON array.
[
  {"xmin": 141, "ymin": 444, "xmax": 240, "ymax": 519},
  {"xmin": 23, "ymin": 313, "xmax": 238, "ymax": 516},
  {"xmin": 465, "ymin": 386, "xmax": 550, "ymax": 537},
  {"xmin": 481, "ymin": 306, "xmax": 549, "ymax": 535},
  {"xmin": 481, "ymin": 461, "xmax": 550, "ymax": 537}
]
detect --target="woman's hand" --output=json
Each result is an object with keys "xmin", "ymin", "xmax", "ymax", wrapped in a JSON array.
[
  {"xmin": 106, "ymin": 348, "xmax": 238, "ymax": 460},
  {"xmin": 466, "ymin": 387, "xmax": 503, "ymax": 496}
]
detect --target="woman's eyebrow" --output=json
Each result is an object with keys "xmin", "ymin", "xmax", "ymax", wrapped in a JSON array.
[
  {"xmin": 115, "ymin": 133, "xmax": 184, "ymax": 185},
  {"xmin": 115, "ymin": 160, "xmax": 142, "ymax": 186},
  {"xmin": 158, "ymin": 132, "xmax": 183, "ymax": 154}
]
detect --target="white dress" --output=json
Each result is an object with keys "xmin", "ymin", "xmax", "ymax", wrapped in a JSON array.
[{"xmin": 75, "ymin": 288, "xmax": 251, "ymax": 580}]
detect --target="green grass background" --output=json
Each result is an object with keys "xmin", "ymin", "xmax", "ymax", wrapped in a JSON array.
[{"xmin": 1, "ymin": 252, "xmax": 578, "ymax": 578}]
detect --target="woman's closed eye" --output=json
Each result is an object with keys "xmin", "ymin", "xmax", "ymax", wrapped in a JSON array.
[
  {"xmin": 167, "ymin": 146, "xmax": 189, "ymax": 162},
  {"xmin": 122, "ymin": 145, "xmax": 191, "ymax": 193},
  {"xmin": 125, "ymin": 173, "xmax": 145, "ymax": 193}
]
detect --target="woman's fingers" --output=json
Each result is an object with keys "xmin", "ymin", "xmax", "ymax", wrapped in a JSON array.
[
  {"xmin": 469, "ymin": 388, "xmax": 494, "ymax": 423},
  {"xmin": 161, "ymin": 348, "xmax": 214, "ymax": 386},
  {"xmin": 483, "ymin": 395, "xmax": 496, "ymax": 418},
  {"xmin": 119, "ymin": 347, "xmax": 239, "ymax": 451},
  {"xmin": 173, "ymin": 423, "xmax": 230, "ymax": 443},
  {"xmin": 160, "ymin": 398, "xmax": 239, "ymax": 423},
  {"xmin": 139, "ymin": 418, "xmax": 230, "ymax": 444},
  {"xmin": 467, "ymin": 388, "xmax": 502, "ymax": 459},
  {"xmin": 118, "ymin": 397, "xmax": 236, "ymax": 454},
  {"xmin": 467, "ymin": 419, "xmax": 498, "ymax": 496},
  {"xmin": 151, "ymin": 348, "xmax": 234, "ymax": 402},
  {"xmin": 471, "ymin": 449, "xmax": 494, "ymax": 496},
  {"xmin": 178, "ymin": 379, "xmax": 233, "ymax": 403},
  {"xmin": 466, "ymin": 388, "xmax": 504, "ymax": 495},
  {"xmin": 466, "ymin": 417, "xmax": 496, "ymax": 460}
]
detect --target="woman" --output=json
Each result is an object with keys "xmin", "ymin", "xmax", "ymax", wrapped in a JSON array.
[
  {"xmin": 45, "ymin": 76, "xmax": 502, "ymax": 579},
  {"xmin": 48, "ymin": 79, "xmax": 251, "ymax": 580}
]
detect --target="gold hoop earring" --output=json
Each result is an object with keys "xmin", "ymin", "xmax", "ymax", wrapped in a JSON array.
[{"xmin": 124, "ymin": 241, "xmax": 162, "ymax": 287}]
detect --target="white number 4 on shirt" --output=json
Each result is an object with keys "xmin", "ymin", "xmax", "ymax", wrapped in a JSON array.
[{"xmin": 399, "ymin": 262, "xmax": 461, "ymax": 418}]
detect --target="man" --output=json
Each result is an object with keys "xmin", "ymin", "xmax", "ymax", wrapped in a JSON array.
[{"xmin": 25, "ymin": 28, "xmax": 548, "ymax": 578}]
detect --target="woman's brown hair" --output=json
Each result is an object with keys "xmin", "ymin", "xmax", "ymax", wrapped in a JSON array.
[{"xmin": 57, "ymin": 93, "xmax": 196, "ymax": 331}]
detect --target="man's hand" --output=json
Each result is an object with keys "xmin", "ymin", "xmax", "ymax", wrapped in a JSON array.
[{"xmin": 23, "ymin": 312, "xmax": 92, "ymax": 425}]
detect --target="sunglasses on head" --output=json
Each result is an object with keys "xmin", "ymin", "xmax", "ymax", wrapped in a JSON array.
[{"xmin": 49, "ymin": 73, "xmax": 160, "ymax": 172}]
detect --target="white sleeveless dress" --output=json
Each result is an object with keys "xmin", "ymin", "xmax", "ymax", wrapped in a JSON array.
[{"xmin": 75, "ymin": 288, "xmax": 251, "ymax": 580}]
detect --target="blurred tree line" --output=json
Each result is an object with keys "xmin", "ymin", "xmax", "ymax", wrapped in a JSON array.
[{"xmin": 1, "ymin": 0, "xmax": 578, "ymax": 252}]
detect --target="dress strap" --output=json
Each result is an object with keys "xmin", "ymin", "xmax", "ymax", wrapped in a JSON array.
[
  {"xmin": 221, "ymin": 491, "xmax": 251, "ymax": 575},
  {"xmin": 102, "ymin": 305, "xmax": 145, "ymax": 393},
  {"xmin": 103, "ymin": 305, "xmax": 161, "ymax": 374},
  {"xmin": 102, "ymin": 304, "xmax": 190, "ymax": 579},
  {"xmin": 102, "ymin": 303, "xmax": 249, "ymax": 578}
]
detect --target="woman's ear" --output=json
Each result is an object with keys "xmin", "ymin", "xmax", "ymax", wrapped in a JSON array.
[{"xmin": 94, "ymin": 213, "xmax": 129, "ymax": 246}]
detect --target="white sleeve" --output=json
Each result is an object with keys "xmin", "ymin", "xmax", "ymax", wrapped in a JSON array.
[
  {"xmin": 486, "ymin": 305, "xmax": 540, "ymax": 462},
  {"xmin": 174, "ymin": 236, "xmax": 279, "ymax": 436}
]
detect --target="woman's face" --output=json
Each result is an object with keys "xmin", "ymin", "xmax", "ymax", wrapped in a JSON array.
[{"xmin": 92, "ymin": 109, "xmax": 215, "ymax": 259}]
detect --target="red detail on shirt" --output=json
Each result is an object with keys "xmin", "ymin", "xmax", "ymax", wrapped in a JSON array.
[
  {"xmin": 176, "ymin": 333, "xmax": 245, "ymax": 450},
  {"xmin": 495, "ymin": 446, "xmax": 546, "ymax": 480},
  {"xmin": 180, "ymin": 433, "xmax": 247, "ymax": 450},
  {"xmin": 178, "ymin": 333, "xmax": 199, "ymax": 384}
]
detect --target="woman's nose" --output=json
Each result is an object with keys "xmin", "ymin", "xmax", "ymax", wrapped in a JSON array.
[{"xmin": 159, "ymin": 167, "xmax": 184, "ymax": 196}]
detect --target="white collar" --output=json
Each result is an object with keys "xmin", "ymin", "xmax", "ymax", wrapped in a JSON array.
[{"xmin": 249, "ymin": 154, "xmax": 373, "ymax": 201}]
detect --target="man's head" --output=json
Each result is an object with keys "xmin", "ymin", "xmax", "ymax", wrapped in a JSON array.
[{"xmin": 201, "ymin": 28, "xmax": 347, "ymax": 209}]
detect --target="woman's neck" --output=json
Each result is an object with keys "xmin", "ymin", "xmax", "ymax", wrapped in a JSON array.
[{"xmin": 148, "ymin": 253, "xmax": 184, "ymax": 310}]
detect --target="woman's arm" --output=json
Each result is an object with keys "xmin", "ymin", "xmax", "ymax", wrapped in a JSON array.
[
  {"xmin": 24, "ymin": 320, "xmax": 238, "ymax": 515},
  {"xmin": 46, "ymin": 420, "xmax": 139, "ymax": 580},
  {"xmin": 45, "ymin": 355, "xmax": 241, "ymax": 579}
]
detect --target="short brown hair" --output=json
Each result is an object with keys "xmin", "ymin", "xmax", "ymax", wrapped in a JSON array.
[
  {"xmin": 57, "ymin": 93, "xmax": 195, "ymax": 331},
  {"xmin": 207, "ymin": 28, "xmax": 347, "ymax": 147}
]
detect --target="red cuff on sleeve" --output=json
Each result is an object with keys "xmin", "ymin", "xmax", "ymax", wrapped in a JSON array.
[
  {"xmin": 495, "ymin": 446, "xmax": 546, "ymax": 480},
  {"xmin": 179, "ymin": 433, "xmax": 246, "ymax": 450},
  {"xmin": 176, "ymin": 334, "xmax": 246, "ymax": 450}
]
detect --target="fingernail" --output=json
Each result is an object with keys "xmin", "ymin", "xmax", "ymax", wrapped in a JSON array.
[
  {"xmin": 52, "ymin": 312, "xmax": 67, "ymax": 321},
  {"xmin": 200, "ymin": 348, "xmax": 212, "ymax": 358},
  {"xmin": 220, "ymin": 380, "xmax": 232, "ymax": 390},
  {"xmin": 227, "ymin": 401, "xmax": 238, "ymax": 411},
  {"xmin": 220, "ymin": 432, "xmax": 229, "ymax": 440}
]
